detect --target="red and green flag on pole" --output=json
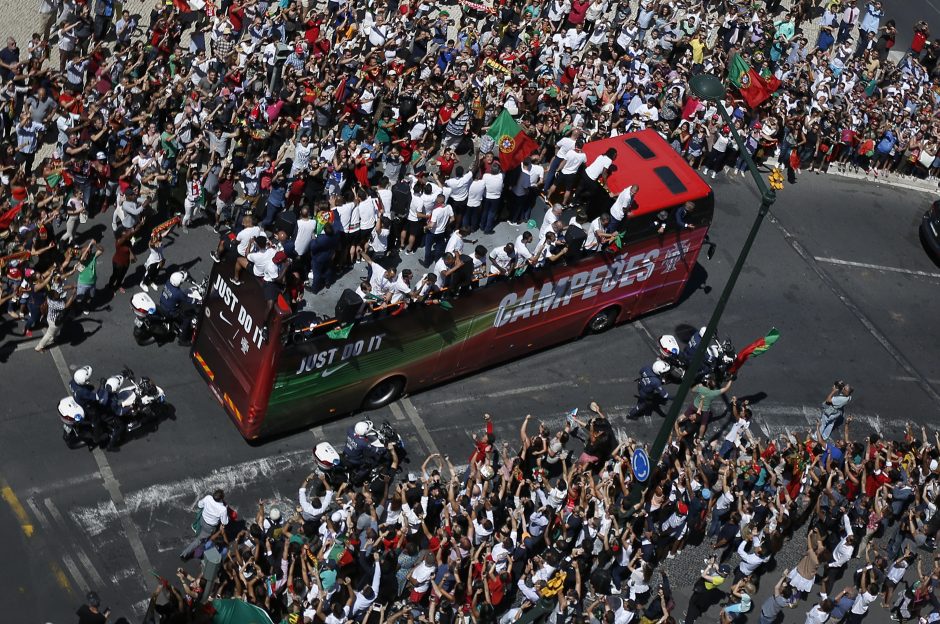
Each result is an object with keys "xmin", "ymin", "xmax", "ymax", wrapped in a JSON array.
[
  {"xmin": 728, "ymin": 328, "xmax": 780, "ymax": 375},
  {"xmin": 487, "ymin": 109, "xmax": 538, "ymax": 171},
  {"xmin": 726, "ymin": 54, "xmax": 780, "ymax": 108}
]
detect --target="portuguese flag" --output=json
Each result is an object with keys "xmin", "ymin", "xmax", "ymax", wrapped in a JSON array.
[
  {"xmin": 728, "ymin": 328, "xmax": 780, "ymax": 375},
  {"xmin": 487, "ymin": 109, "xmax": 538, "ymax": 171},
  {"xmin": 727, "ymin": 54, "xmax": 778, "ymax": 108}
]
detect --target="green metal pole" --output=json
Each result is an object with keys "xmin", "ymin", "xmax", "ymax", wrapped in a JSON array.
[{"xmin": 628, "ymin": 106, "xmax": 776, "ymax": 510}]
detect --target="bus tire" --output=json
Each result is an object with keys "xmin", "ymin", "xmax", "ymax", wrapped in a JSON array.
[
  {"xmin": 362, "ymin": 376, "xmax": 406, "ymax": 410},
  {"xmin": 586, "ymin": 307, "xmax": 619, "ymax": 334}
]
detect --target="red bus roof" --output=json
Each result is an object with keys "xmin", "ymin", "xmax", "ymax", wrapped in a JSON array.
[{"xmin": 583, "ymin": 129, "xmax": 712, "ymax": 218}]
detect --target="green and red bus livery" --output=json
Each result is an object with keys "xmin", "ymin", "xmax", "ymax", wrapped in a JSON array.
[{"xmin": 192, "ymin": 130, "xmax": 714, "ymax": 440}]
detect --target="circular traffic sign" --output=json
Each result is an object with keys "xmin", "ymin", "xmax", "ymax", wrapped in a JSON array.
[{"xmin": 632, "ymin": 448, "xmax": 650, "ymax": 482}]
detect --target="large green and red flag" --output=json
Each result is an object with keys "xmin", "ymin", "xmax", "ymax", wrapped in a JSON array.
[
  {"xmin": 727, "ymin": 54, "xmax": 778, "ymax": 108},
  {"xmin": 729, "ymin": 328, "xmax": 780, "ymax": 375},
  {"xmin": 487, "ymin": 109, "xmax": 538, "ymax": 171}
]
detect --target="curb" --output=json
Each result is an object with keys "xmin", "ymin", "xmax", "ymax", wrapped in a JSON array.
[{"xmin": 813, "ymin": 168, "xmax": 938, "ymax": 195}]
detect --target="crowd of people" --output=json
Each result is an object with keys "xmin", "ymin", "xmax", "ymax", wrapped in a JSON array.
[
  {"xmin": 124, "ymin": 381, "xmax": 940, "ymax": 624},
  {"xmin": 3, "ymin": 0, "xmax": 940, "ymax": 345}
]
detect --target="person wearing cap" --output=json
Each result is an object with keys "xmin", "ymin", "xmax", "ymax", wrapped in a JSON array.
[
  {"xmin": 684, "ymin": 557, "xmax": 730, "ymax": 624},
  {"xmin": 76, "ymin": 590, "xmax": 110, "ymax": 624}
]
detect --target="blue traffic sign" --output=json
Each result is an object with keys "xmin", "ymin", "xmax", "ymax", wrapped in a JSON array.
[{"xmin": 632, "ymin": 448, "xmax": 650, "ymax": 482}]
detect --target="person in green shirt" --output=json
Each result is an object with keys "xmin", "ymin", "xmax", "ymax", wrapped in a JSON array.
[
  {"xmin": 688, "ymin": 376, "xmax": 734, "ymax": 437},
  {"xmin": 75, "ymin": 240, "xmax": 103, "ymax": 314}
]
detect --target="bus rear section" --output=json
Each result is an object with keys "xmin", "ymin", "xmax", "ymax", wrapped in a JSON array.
[{"xmin": 190, "ymin": 259, "xmax": 284, "ymax": 439}]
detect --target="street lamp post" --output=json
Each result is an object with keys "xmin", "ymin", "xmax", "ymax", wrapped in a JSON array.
[{"xmin": 632, "ymin": 74, "xmax": 777, "ymax": 507}]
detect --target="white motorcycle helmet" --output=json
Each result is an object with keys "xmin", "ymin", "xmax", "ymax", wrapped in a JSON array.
[
  {"xmin": 354, "ymin": 421, "xmax": 370, "ymax": 436},
  {"xmin": 169, "ymin": 271, "xmax": 186, "ymax": 288},
  {"xmin": 104, "ymin": 376, "xmax": 122, "ymax": 393},
  {"xmin": 73, "ymin": 366, "xmax": 93, "ymax": 386},
  {"xmin": 652, "ymin": 359, "xmax": 671, "ymax": 376}
]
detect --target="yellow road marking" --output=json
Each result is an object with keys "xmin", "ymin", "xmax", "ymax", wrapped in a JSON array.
[
  {"xmin": 50, "ymin": 562, "xmax": 73, "ymax": 593},
  {"xmin": 1, "ymin": 481, "xmax": 35, "ymax": 537}
]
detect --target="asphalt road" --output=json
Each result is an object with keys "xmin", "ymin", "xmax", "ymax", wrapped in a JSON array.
[{"xmin": 1, "ymin": 168, "xmax": 939, "ymax": 622}]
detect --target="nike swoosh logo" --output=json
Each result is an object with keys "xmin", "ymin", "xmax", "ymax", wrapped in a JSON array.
[
  {"xmin": 218, "ymin": 311, "xmax": 234, "ymax": 326},
  {"xmin": 321, "ymin": 362, "xmax": 350, "ymax": 378}
]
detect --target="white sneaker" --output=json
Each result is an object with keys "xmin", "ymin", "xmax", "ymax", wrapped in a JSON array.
[
  {"xmin": 140, "ymin": 283, "xmax": 149, "ymax": 292},
  {"xmin": 149, "ymin": 283, "xmax": 158, "ymax": 291},
  {"xmin": 703, "ymin": 168, "xmax": 710, "ymax": 176},
  {"xmin": 711, "ymin": 171, "xmax": 717, "ymax": 179}
]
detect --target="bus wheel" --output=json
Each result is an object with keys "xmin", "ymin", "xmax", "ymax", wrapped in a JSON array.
[
  {"xmin": 586, "ymin": 307, "xmax": 619, "ymax": 334},
  {"xmin": 363, "ymin": 376, "xmax": 405, "ymax": 410}
]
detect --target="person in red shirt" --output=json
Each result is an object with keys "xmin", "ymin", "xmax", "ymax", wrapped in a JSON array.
[
  {"xmin": 469, "ymin": 413, "xmax": 494, "ymax": 470},
  {"xmin": 863, "ymin": 460, "xmax": 891, "ymax": 498}
]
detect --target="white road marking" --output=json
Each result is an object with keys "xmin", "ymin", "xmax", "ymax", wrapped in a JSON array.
[
  {"xmin": 426, "ymin": 377, "xmax": 631, "ymax": 406},
  {"xmin": 392, "ymin": 397, "xmax": 441, "ymax": 456},
  {"xmin": 70, "ymin": 449, "xmax": 310, "ymax": 538},
  {"xmin": 773, "ymin": 219, "xmax": 940, "ymax": 409},
  {"xmin": 50, "ymin": 346, "xmax": 153, "ymax": 589},
  {"xmin": 44, "ymin": 498, "xmax": 106, "ymax": 589},
  {"xmin": 59, "ymin": 553, "xmax": 90, "ymax": 594},
  {"xmin": 814, "ymin": 256, "xmax": 940, "ymax": 279}
]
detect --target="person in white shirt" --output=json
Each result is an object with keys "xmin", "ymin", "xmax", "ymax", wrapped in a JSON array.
[
  {"xmin": 543, "ymin": 129, "xmax": 581, "ymax": 191},
  {"xmin": 389, "ymin": 269, "xmax": 416, "ymax": 304},
  {"xmin": 445, "ymin": 227, "xmax": 469, "ymax": 256},
  {"xmin": 407, "ymin": 552, "xmax": 437, "ymax": 601},
  {"xmin": 488, "ymin": 243, "xmax": 517, "ymax": 278},
  {"xmin": 293, "ymin": 206, "xmax": 317, "ymax": 257},
  {"xmin": 335, "ymin": 194, "xmax": 361, "ymax": 267},
  {"xmin": 180, "ymin": 489, "xmax": 228, "ymax": 558},
  {"xmin": 610, "ymin": 184, "xmax": 639, "ymax": 231},
  {"xmin": 514, "ymin": 231, "xmax": 535, "ymax": 268},
  {"xmin": 368, "ymin": 217, "xmax": 391, "ymax": 262},
  {"xmin": 583, "ymin": 213, "xmax": 614, "ymax": 250},
  {"xmin": 364, "ymin": 254, "xmax": 397, "ymax": 303},
  {"xmin": 480, "ymin": 163, "xmax": 504, "ymax": 234},
  {"xmin": 539, "ymin": 204, "xmax": 564, "ymax": 239},
  {"xmin": 350, "ymin": 554, "xmax": 382, "ymax": 616},
  {"xmin": 298, "ymin": 474, "xmax": 333, "ymax": 520},
  {"xmin": 580, "ymin": 147, "xmax": 618, "ymax": 214},
  {"xmin": 356, "ymin": 190, "xmax": 380, "ymax": 261},
  {"xmin": 422, "ymin": 195, "xmax": 454, "ymax": 267},
  {"xmin": 400, "ymin": 180, "xmax": 428, "ymax": 255},
  {"xmin": 444, "ymin": 166, "xmax": 473, "ymax": 229},
  {"xmin": 466, "ymin": 175, "xmax": 486, "ymax": 233},
  {"xmin": 549, "ymin": 139, "xmax": 588, "ymax": 204}
]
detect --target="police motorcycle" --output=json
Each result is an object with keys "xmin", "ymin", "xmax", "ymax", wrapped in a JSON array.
[
  {"xmin": 131, "ymin": 271, "xmax": 207, "ymax": 346},
  {"xmin": 58, "ymin": 366, "xmax": 171, "ymax": 450},
  {"xmin": 657, "ymin": 327, "xmax": 736, "ymax": 384},
  {"xmin": 313, "ymin": 420, "xmax": 407, "ymax": 488}
]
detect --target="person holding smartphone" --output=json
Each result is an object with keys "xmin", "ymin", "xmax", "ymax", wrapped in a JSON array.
[{"xmin": 76, "ymin": 591, "xmax": 110, "ymax": 624}]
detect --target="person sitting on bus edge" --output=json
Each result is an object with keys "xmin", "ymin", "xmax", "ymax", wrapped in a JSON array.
[
  {"xmin": 488, "ymin": 243, "xmax": 517, "ymax": 281},
  {"xmin": 231, "ymin": 234, "xmax": 275, "ymax": 286},
  {"xmin": 390, "ymin": 268, "xmax": 416, "ymax": 305},
  {"xmin": 362, "ymin": 252, "xmax": 397, "ymax": 304},
  {"xmin": 471, "ymin": 245, "xmax": 489, "ymax": 283},
  {"xmin": 432, "ymin": 252, "xmax": 465, "ymax": 291},
  {"xmin": 583, "ymin": 212, "xmax": 616, "ymax": 251},
  {"xmin": 653, "ymin": 201, "xmax": 698, "ymax": 234},
  {"xmin": 414, "ymin": 273, "xmax": 442, "ymax": 303},
  {"xmin": 610, "ymin": 184, "xmax": 639, "ymax": 232},
  {"xmin": 211, "ymin": 214, "xmax": 261, "ymax": 263}
]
